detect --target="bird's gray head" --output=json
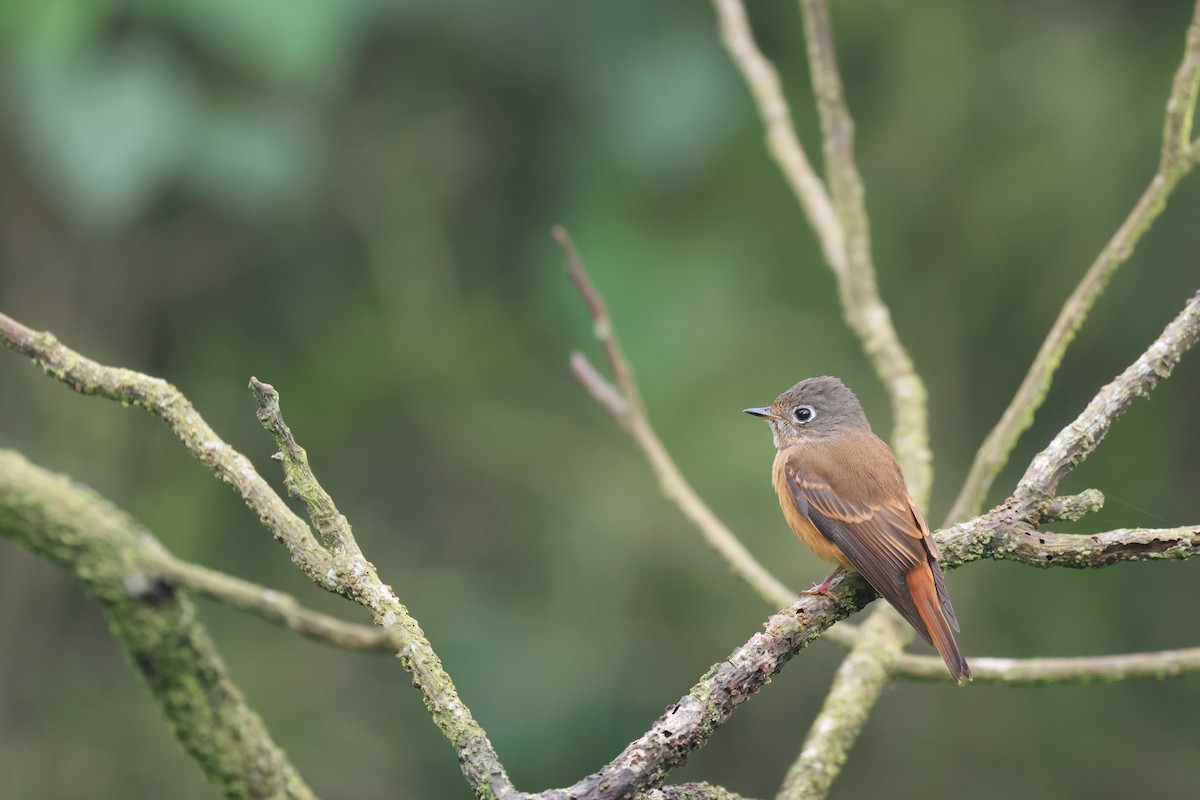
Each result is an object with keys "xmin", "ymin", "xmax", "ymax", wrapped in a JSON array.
[{"xmin": 743, "ymin": 376, "xmax": 872, "ymax": 449}]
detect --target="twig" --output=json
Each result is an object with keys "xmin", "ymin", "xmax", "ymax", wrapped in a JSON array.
[
  {"xmin": 163, "ymin": 560, "xmax": 402, "ymax": 653},
  {"xmin": 554, "ymin": 228, "xmax": 808, "ymax": 617},
  {"xmin": 894, "ymin": 647, "xmax": 1200, "ymax": 685},
  {"xmin": 775, "ymin": 608, "xmax": 909, "ymax": 800},
  {"xmin": 249, "ymin": 379, "xmax": 517, "ymax": 800},
  {"xmin": 710, "ymin": 0, "xmax": 844, "ymax": 276},
  {"xmin": 0, "ymin": 449, "xmax": 316, "ymax": 800},
  {"xmin": 943, "ymin": 2, "xmax": 1200, "ymax": 525}
]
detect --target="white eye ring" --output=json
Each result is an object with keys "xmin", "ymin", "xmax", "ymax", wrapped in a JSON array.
[{"xmin": 794, "ymin": 406, "xmax": 815, "ymax": 423}]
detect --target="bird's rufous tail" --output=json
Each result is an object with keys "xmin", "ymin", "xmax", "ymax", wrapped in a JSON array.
[{"xmin": 906, "ymin": 562, "xmax": 972, "ymax": 684}]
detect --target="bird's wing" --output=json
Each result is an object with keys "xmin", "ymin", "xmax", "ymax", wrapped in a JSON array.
[{"xmin": 779, "ymin": 448, "xmax": 941, "ymax": 644}]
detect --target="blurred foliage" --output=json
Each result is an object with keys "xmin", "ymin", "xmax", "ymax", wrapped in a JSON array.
[{"xmin": 1, "ymin": 1, "xmax": 1199, "ymax": 798}]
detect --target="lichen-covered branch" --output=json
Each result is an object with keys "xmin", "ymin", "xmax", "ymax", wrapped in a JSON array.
[
  {"xmin": 0, "ymin": 311, "xmax": 334, "ymax": 586},
  {"xmin": 164, "ymin": 560, "xmax": 401, "ymax": 653},
  {"xmin": 248, "ymin": 379, "xmax": 516, "ymax": 800},
  {"xmin": 944, "ymin": 1, "xmax": 1200, "ymax": 526},
  {"xmin": 0, "ymin": 449, "xmax": 316, "ymax": 800},
  {"xmin": 776, "ymin": 609, "xmax": 910, "ymax": 800},
  {"xmin": 532, "ymin": 511, "xmax": 1200, "ymax": 800},
  {"xmin": 0, "ymin": 312, "xmax": 516, "ymax": 800},
  {"xmin": 1017, "ymin": 291, "xmax": 1200, "ymax": 500},
  {"xmin": 894, "ymin": 646, "xmax": 1200, "ymax": 685},
  {"xmin": 538, "ymin": 580, "xmax": 881, "ymax": 800},
  {"xmin": 644, "ymin": 783, "xmax": 758, "ymax": 800},
  {"xmin": 937, "ymin": 520, "xmax": 1200, "ymax": 571}
]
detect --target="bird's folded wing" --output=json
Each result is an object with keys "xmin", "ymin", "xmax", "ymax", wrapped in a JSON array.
[{"xmin": 781, "ymin": 465, "xmax": 937, "ymax": 644}]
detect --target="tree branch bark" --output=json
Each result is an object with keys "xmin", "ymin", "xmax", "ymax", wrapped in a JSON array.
[
  {"xmin": 0, "ymin": 449, "xmax": 316, "ymax": 800},
  {"xmin": 894, "ymin": 647, "xmax": 1200, "ymax": 685}
]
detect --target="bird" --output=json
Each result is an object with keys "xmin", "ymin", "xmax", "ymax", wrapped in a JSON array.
[{"xmin": 745, "ymin": 376, "xmax": 971, "ymax": 683}]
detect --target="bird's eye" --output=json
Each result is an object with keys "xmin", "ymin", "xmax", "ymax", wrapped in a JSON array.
[{"xmin": 794, "ymin": 406, "xmax": 815, "ymax": 423}]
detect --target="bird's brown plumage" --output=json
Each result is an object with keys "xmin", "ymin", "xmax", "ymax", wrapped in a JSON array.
[{"xmin": 749, "ymin": 376, "xmax": 970, "ymax": 683}]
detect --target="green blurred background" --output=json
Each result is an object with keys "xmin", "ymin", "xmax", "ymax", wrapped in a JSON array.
[{"xmin": 1, "ymin": 1, "xmax": 1199, "ymax": 797}]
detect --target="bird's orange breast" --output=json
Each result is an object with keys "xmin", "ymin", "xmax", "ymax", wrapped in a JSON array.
[{"xmin": 771, "ymin": 449, "xmax": 855, "ymax": 570}]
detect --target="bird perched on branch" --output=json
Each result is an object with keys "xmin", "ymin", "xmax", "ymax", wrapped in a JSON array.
[{"xmin": 745, "ymin": 376, "xmax": 971, "ymax": 683}]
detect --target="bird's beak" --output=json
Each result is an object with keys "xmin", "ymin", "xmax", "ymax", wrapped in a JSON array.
[{"xmin": 743, "ymin": 406, "xmax": 782, "ymax": 420}]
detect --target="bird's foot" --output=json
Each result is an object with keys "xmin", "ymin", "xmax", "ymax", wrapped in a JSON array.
[{"xmin": 800, "ymin": 569, "xmax": 846, "ymax": 600}]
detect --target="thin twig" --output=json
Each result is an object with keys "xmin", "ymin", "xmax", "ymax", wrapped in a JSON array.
[
  {"xmin": 554, "ymin": 229, "xmax": 807, "ymax": 616},
  {"xmin": 944, "ymin": 2, "xmax": 1200, "ymax": 526},
  {"xmin": 249, "ymin": 379, "xmax": 517, "ymax": 800},
  {"xmin": 894, "ymin": 647, "xmax": 1200, "ymax": 685},
  {"xmin": 163, "ymin": 560, "xmax": 402, "ymax": 653},
  {"xmin": 0, "ymin": 449, "xmax": 317, "ymax": 800}
]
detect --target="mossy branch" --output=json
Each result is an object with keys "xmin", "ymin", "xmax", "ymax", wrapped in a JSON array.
[
  {"xmin": 0, "ymin": 450, "xmax": 316, "ymax": 800},
  {"xmin": 0, "ymin": 311, "xmax": 516, "ymax": 800}
]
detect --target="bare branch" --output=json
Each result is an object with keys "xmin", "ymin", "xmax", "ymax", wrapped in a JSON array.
[
  {"xmin": 1017, "ymin": 291, "xmax": 1200, "ymax": 500},
  {"xmin": 776, "ymin": 609, "xmax": 910, "ymax": 800},
  {"xmin": 0, "ymin": 449, "xmax": 316, "ymax": 800},
  {"xmin": 554, "ymin": 226, "xmax": 641, "ymax": 409},
  {"xmin": 895, "ymin": 647, "xmax": 1200, "ymax": 685},
  {"xmin": 163, "ymin": 560, "xmax": 402, "ymax": 654},
  {"xmin": 1163, "ymin": 4, "xmax": 1200, "ymax": 166},
  {"xmin": 710, "ymin": 0, "xmax": 844, "ymax": 276},
  {"xmin": 554, "ymin": 229, "xmax": 815, "ymax": 623},
  {"xmin": 944, "ymin": 2, "xmax": 1200, "ymax": 526},
  {"xmin": 536, "ymin": 514, "xmax": 1199, "ymax": 799},
  {"xmin": 940, "ymin": 523, "xmax": 1200, "ymax": 571},
  {"xmin": 249, "ymin": 379, "xmax": 517, "ymax": 800}
]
